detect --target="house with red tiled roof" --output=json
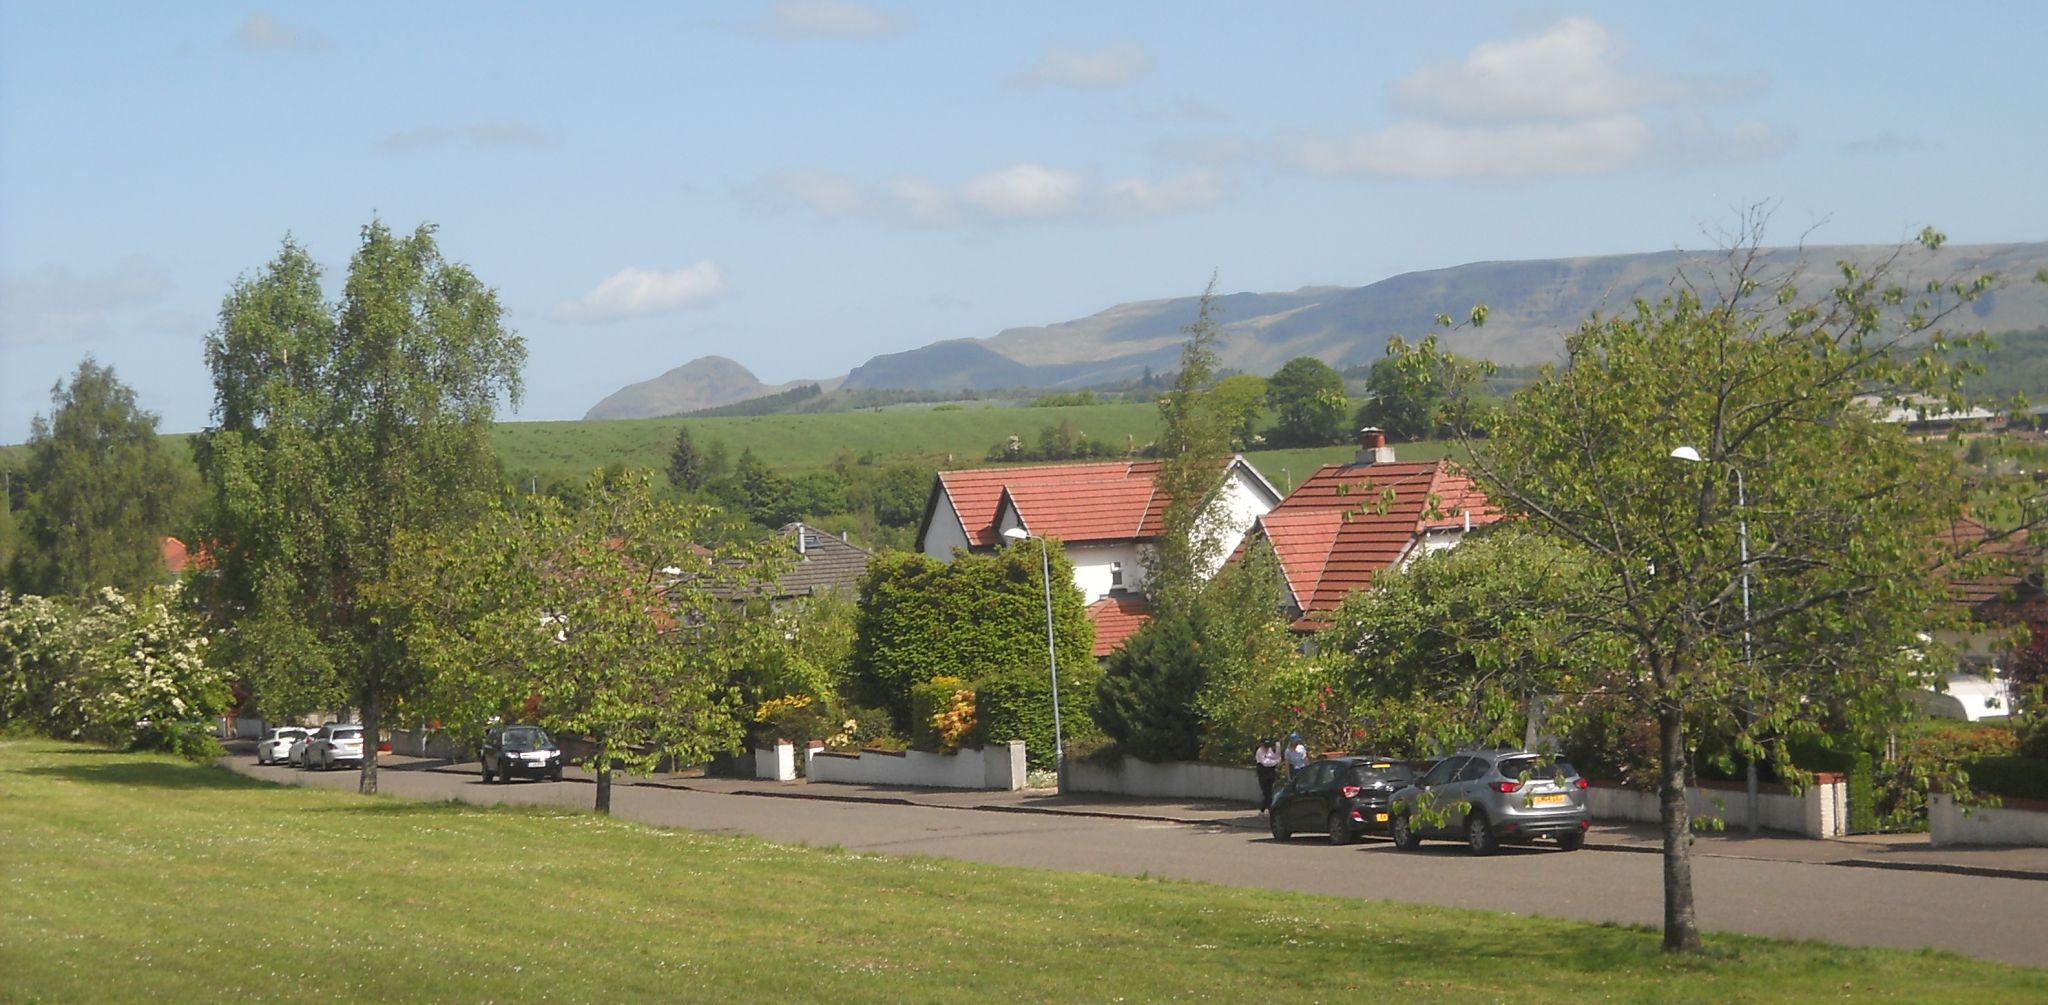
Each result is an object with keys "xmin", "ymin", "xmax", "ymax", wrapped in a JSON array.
[
  {"xmin": 1243, "ymin": 429, "xmax": 1502, "ymax": 631},
  {"xmin": 1922, "ymin": 517, "xmax": 2038, "ymax": 720},
  {"xmin": 915, "ymin": 456, "xmax": 1282, "ymax": 656}
]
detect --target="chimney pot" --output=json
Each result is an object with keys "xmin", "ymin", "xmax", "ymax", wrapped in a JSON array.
[{"xmin": 1355, "ymin": 427, "xmax": 1397, "ymax": 466}]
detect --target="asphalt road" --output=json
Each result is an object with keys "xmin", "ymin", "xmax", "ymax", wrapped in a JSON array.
[{"xmin": 231, "ymin": 758, "xmax": 2048, "ymax": 968}]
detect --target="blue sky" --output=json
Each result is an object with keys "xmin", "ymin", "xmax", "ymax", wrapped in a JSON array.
[{"xmin": 2, "ymin": 1, "xmax": 2044, "ymax": 438}]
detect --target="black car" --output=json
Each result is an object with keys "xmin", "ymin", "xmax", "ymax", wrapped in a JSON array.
[
  {"xmin": 1269, "ymin": 755, "xmax": 1416, "ymax": 844},
  {"xmin": 481, "ymin": 725, "xmax": 565, "ymax": 783}
]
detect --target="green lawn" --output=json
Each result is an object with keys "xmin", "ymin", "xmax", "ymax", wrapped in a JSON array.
[{"xmin": 1, "ymin": 740, "xmax": 2041, "ymax": 1003}]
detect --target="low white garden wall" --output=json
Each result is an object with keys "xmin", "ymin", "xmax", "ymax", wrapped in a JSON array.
[
  {"xmin": 1585, "ymin": 774, "xmax": 1847, "ymax": 838},
  {"xmin": 1062, "ymin": 756, "xmax": 1262, "ymax": 804},
  {"xmin": 754, "ymin": 742, "xmax": 796, "ymax": 782},
  {"xmin": 804, "ymin": 741, "xmax": 1026, "ymax": 791},
  {"xmin": 1929, "ymin": 793, "xmax": 2048, "ymax": 847}
]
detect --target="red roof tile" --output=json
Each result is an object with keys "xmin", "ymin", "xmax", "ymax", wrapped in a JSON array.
[
  {"xmin": 933, "ymin": 460, "xmax": 1171, "ymax": 548},
  {"xmin": 1254, "ymin": 459, "xmax": 1502, "ymax": 621},
  {"xmin": 1086, "ymin": 593, "xmax": 1154, "ymax": 658}
]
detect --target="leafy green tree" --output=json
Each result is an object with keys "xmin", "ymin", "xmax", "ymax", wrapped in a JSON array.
[
  {"xmin": 1094, "ymin": 609, "xmax": 1206, "ymax": 761},
  {"xmin": 1148, "ymin": 280, "xmax": 1236, "ymax": 612},
  {"xmin": 1324, "ymin": 526, "xmax": 1621, "ymax": 757},
  {"xmin": 1406, "ymin": 225, "xmax": 2018, "ymax": 952},
  {"xmin": 859, "ymin": 463, "xmax": 934, "ymax": 528},
  {"xmin": 1189, "ymin": 536, "xmax": 1303, "ymax": 757},
  {"xmin": 1208, "ymin": 374, "xmax": 1269, "ymax": 450},
  {"xmin": 667, "ymin": 425, "xmax": 705, "ymax": 491},
  {"xmin": 383, "ymin": 472, "xmax": 786, "ymax": 813},
  {"xmin": 9, "ymin": 360, "xmax": 188, "ymax": 596},
  {"xmin": 1264, "ymin": 356, "xmax": 1347, "ymax": 447},
  {"xmin": 1354, "ymin": 333, "xmax": 1496, "ymax": 443},
  {"xmin": 194, "ymin": 221, "xmax": 525, "ymax": 795}
]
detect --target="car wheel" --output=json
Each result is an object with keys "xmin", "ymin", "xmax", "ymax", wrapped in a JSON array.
[
  {"xmin": 550, "ymin": 768, "xmax": 563, "ymax": 782},
  {"xmin": 1327, "ymin": 812, "xmax": 1356, "ymax": 846},
  {"xmin": 1465, "ymin": 813, "xmax": 1498, "ymax": 856},
  {"xmin": 1556, "ymin": 831, "xmax": 1586, "ymax": 852},
  {"xmin": 1390, "ymin": 813, "xmax": 1421, "ymax": 850},
  {"xmin": 1268, "ymin": 810, "xmax": 1293, "ymax": 841}
]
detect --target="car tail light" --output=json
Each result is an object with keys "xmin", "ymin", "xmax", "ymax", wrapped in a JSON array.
[
  {"xmin": 1573, "ymin": 777, "xmax": 1589, "ymax": 789},
  {"xmin": 1491, "ymin": 780, "xmax": 1521, "ymax": 793},
  {"xmin": 1340, "ymin": 785, "xmax": 1361, "ymax": 799}
]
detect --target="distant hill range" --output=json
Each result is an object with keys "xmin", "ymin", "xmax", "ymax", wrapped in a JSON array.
[{"xmin": 587, "ymin": 241, "xmax": 2048, "ymax": 420}]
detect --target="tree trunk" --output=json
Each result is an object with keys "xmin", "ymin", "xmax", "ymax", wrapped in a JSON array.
[
  {"xmin": 358, "ymin": 693, "xmax": 380, "ymax": 796},
  {"xmin": 595, "ymin": 762, "xmax": 612, "ymax": 815},
  {"xmin": 1657, "ymin": 702, "xmax": 1702, "ymax": 952}
]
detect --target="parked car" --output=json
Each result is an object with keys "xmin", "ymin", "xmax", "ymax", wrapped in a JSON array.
[
  {"xmin": 256, "ymin": 726, "xmax": 311, "ymax": 765},
  {"xmin": 300, "ymin": 724, "xmax": 366, "ymax": 771},
  {"xmin": 481, "ymin": 725, "xmax": 564, "ymax": 783},
  {"xmin": 1388, "ymin": 749, "xmax": 1591, "ymax": 854},
  {"xmin": 1269, "ymin": 755, "xmax": 1417, "ymax": 844}
]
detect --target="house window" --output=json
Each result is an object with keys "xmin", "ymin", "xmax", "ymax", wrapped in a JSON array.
[{"xmin": 1110, "ymin": 562, "xmax": 1124, "ymax": 589}]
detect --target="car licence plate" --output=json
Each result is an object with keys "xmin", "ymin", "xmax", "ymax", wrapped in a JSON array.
[
  {"xmin": 1374, "ymin": 813, "xmax": 1388, "ymax": 823},
  {"xmin": 1532, "ymin": 793, "xmax": 1568, "ymax": 807}
]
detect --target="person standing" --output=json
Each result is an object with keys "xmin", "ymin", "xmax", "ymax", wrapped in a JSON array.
[
  {"xmin": 1254, "ymin": 739, "xmax": 1282, "ymax": 812},
  {"xmin": 1285, "ymin": 732, "xmax": 1309, "ymax": 778}
]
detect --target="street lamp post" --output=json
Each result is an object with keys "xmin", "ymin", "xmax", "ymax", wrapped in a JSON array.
[
  {"xmin": 1001, "ymin": 526, "xmax": 1065, "ymax": 774},
  {"xmin": 1671, "ymin": 445, "xmax": 1759, "ymax": 835}
]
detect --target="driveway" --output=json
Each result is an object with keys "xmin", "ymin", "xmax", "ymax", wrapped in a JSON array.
[{"xmin": 227, "ymin": 755, "xmax": 2048, "ymax": 968}]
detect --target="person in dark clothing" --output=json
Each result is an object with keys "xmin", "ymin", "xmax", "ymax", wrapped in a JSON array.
[{"xmin": 1254, "ymin": 739, "xmax": 1282, "ymax": 812}]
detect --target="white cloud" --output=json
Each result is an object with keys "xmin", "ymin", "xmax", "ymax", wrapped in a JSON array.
[
  {"xmin": 960, "ymin": 163, "xmax": 1082, "ymax": 219},
  {"xmin": 1286, "ymin": 17, "xmax": 1785, "ymax": 180},
  {"xmin": 1394, "ymin": 17, "xmax": 1648, "ymax": 123},
  {"xmin": 1014, "ymin": 43, "xmax": 1153, "ymax": 89},
  {"xmin": 376, "ymin": 121, "xmax": 555, "ymax": 154},
  {"xmin": 1107, "ymin": 171, "xmax": 1225, "ymax": 216},
  {"xmin": 0, "ymin": 256, "xmax": 172, "ymax": 347},
  {"xmin": 763, "ymin": 0, "xmax": 901, "ymax": 39},
  {"xmin": 761, "ymin": 162, "xmax": 1223, "ymax": 227},
  {"xmin": 229, "ymin": 13, "xmax": 328, "ymax": 52},
  {"xmin": 555, "ymin": 263, "xmax": 726, "ymax": 323},
  {"xmin": 1289, "ymin": 116, "xmax": 1653, "ymax": 179}
]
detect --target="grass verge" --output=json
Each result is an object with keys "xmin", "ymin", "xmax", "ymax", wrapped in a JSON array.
[{"xmin": 3, "ymin": 738, "xmax": 2038, "ymax": 1004}]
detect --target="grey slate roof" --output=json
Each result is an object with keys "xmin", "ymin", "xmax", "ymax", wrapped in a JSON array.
[{"xmin": 773, "ymin": 522, "xmax": 872, "ymax": 599}]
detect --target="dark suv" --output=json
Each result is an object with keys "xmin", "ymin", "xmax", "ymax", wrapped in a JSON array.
[
  {"xmin": 1269, "ymin": 755, "xmax": 1416, "ymax": 844},
  {"xmin": 481, "ymin": 725, "xmax": 565, "ymax": 783},
  {"xmin": 1388, "ymin": 750, "xmax": 1590, "ymax": 854}
]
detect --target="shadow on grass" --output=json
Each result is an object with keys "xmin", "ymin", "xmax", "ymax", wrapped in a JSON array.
[{"xmin": 22, "ymin": 759, "xmax": 277, "ymax": 792}]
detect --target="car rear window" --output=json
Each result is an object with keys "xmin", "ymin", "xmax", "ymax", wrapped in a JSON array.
[
  {"xmin": 333, "ymin": 728, "xmax": 362, "ymax": 739},
  {"xmin": 1346, "ymin": 762, "xmax": 1414, "ymax": 785},
  {"xmin": 1497, "ymin": 756, "xmax": 1577, "ymax": 781}
]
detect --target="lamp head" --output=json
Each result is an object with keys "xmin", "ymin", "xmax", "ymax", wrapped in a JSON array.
[
  {"xmin": 1669, "ymin": 445, "xmax": 1703, "ymax": 463},
  {"xmin": 1001, "ymin": 527, "xmax": 1029, "ymax": 542}
]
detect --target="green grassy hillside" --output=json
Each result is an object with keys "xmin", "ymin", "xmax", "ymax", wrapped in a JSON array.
[{"xmin": 493, "ymin": 402, "xmax": 1168, "ymax": 483}]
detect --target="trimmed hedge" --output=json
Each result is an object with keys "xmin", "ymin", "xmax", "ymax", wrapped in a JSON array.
[
  {"xmin": 1966, "ymin": 755, "xmax": 2048, "ymax": 802},
  {"xmin": 976, "ymin": 671, "xmax": 1056, "ymax": 770}
]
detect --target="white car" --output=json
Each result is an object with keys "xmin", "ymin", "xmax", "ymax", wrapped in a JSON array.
[
  {"xmin": 300, "ymin": 724, "xmax": 366, "ymax": 770},
  {"xmin": 256, "ymin": 726, "xmax": 311, "ymax": 765}
]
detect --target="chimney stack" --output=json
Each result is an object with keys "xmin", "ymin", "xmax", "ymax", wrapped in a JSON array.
[{"xmin": 1355, "ymin": 427, "xmax": 1397, "ymax": 466}]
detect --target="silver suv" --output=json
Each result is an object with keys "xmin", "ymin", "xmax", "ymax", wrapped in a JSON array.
[{"xmin": 1388, "ymin": 749, "xmax": 1590, "ymax": 854}]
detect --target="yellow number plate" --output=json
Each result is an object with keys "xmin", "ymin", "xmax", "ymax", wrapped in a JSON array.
[
  {"xmin": 1374, "ymin": 813, "xmax": 1388, "ymax": 823},
  {"xmin": 1532, "ymin": 793, "xmax": 1568, "ymax": 807}
]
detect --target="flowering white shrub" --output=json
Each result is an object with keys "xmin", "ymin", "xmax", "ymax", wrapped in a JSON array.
[{"xmin": 0, "ymin": 585, "xmax": 227, "ymax": 757}]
